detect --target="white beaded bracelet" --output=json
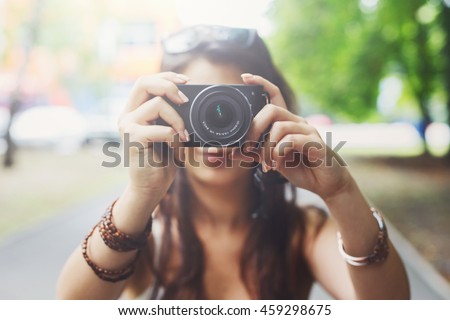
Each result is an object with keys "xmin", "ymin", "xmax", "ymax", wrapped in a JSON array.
[{"xmin": 337, "ymin": 207, "xmax": 389, "ymax": 267}]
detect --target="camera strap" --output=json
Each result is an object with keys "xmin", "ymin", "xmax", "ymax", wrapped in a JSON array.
[{"xmin": 251, "ymin": 165, "xmax": 287, "ymax": 219}]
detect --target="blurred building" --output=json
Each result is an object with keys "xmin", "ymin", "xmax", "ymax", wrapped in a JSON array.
[
  {"xmin": 0, "ymin": 0, "xmax": 182, "ymax": 112},
  {"xmin": 96, "ymin": 0, "xmax": 181, "ymax": 81}
]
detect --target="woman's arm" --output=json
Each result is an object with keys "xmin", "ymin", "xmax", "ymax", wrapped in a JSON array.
[
  {"xmin": 56, "ymin": 186, "xmax": 161, "ymax": 299},
  {"xmin": 305, "ymin": 180, "xmax": 410, "ymax": 299},
  {"xmin": 239, "ymin": 73, "xmax": 410, "ymax": 299},
  {"xmin": 57, "ymin": 72, "xmax": 190, "ymax": 299}
]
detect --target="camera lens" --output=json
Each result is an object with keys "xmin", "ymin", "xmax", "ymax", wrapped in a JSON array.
[
  {"xmin": 190, "ymin": 85, "xmax": 253, "ymax": 146},
  {"xmin": 205, "ymin": 101, "xmax": 234, "ymax": 129}
]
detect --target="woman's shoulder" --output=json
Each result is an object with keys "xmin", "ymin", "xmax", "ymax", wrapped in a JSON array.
[
  {"xmin": 290, "ymin": 204, "xmax": 329, "ymax": 253},
  {"xmin": 283, "ymin": 203, "xmax": 329, "ymax": 297},
  {"xmin": 289, "ymin": 202, "xmax": 328, "ymax": 229},
  {"xmin": 302, "ymin": 205, "xmax": 328, "ymax": 233}
]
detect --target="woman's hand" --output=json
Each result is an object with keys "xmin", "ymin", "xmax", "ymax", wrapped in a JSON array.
[
  {"xmin": 118, "ymin": 72, "xmax": 190, "ymax": 199},
  {"xmin": 237, "ymin": 73, "xmax": 353, "ymax": 202}
]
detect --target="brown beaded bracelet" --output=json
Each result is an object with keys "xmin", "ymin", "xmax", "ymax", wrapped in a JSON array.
[
  {"xmin": 82, "ymin": 225, "xmax": 140, "ymax": 283},
  {"xmin": 99, "ymin": 199, "xmax": 152, "ymax": 252}
]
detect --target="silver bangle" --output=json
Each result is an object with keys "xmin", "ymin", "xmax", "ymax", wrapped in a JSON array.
[{"xmin": 337, "ymin": 207, "xmax": 389, "ymax": 267}]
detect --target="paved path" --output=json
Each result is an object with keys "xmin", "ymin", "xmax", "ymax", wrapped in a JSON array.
[
  {"xmin": 0, "ymin": 190, "xmax": 119, "ymax": 299},
  {"xmin": 0, "ymin": 188, "xmax": 449, "ymax": 299}
]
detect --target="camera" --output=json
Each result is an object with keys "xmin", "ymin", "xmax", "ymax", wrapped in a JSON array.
[{"xmin": 159, "ymin": 84, "xmax": 268, "ymax": 147}]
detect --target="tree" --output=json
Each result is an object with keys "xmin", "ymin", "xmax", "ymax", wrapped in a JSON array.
[
  {"xmin": 376, "ymin": 0, "xmax": 442, "ymax": 138},
  {"xmin": 440, "ymin": 1, "xmax": 450, "ymax": 158},
  {"xmin": 3, "ymin": 0, "xmax": 44, "ymax": 167},
  {"xmin": 269, "ymin": 0, "xmax": 386, "ymax": 121},
  {"xmin": 269, "ymin": 0, "xmax": 448, "ymax": 143}
]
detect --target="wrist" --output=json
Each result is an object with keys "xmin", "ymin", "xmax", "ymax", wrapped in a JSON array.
[
  {"xmin": 126, "ymin": 183, "xmax": 167, "ymax": 205},
  {"xmin": 322, "ymin": 177, "xmax": 357, "ymax": 207},
  {"xmin": 322, "ymin": 179, "xmax": 381, "ymax": 257},
  {"xmin": 111, "ymin": 184, "xmax": 164, "ymax": 236}
]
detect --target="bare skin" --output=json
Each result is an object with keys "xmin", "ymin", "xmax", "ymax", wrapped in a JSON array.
[{"xmin": 57, "ymin": 58, "xmax": 410, "ymax": 300}]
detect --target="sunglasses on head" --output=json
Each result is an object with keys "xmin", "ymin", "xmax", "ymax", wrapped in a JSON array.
[{"xmin": 162, "ymin": 25, "xmax": 258, "ymax": 55}]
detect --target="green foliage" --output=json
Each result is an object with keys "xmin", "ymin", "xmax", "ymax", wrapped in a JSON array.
[
  {"xmin": 268, "ymin": 0, "xmax": 383, "ymax": 120},
  {"xmin": 269, "ymin": 0, "xmax": 448, "ymax": 123}
]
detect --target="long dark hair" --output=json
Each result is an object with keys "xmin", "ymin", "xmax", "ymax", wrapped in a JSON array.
[{"xmin": 148, "ymin": 26, "xmax": 313, "ymax": 299}]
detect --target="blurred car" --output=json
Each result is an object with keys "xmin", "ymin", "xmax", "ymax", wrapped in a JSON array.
[
  {"xmin": 10, "ymin": 106, "xmax": 87, "ymax": 152},
  {"xmin": 425, "ymin": 122, "xmax": 450, "ymax": 157},
  {"xmin": 84, "ymin": 98, "xmax": 121, "ymax": 144},
  {"xmin": 84, "ymin": 85, "xmax": 130, "ymax": 144}
]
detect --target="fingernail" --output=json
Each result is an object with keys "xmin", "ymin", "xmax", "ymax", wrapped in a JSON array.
[
  {"xmin": 270, "ymin": 160, "xmax": 277, "ymax": 169},
  {"xmin": 262, "ymin": 163, "xmax": 271, "ymax": 173},
  {"xmin": 241, "ymin": 73, "xmax": 254, "ymax": 79},
  {"xmin": 178, "ymin": 131, "xmax": 187, "ymax": 142},
  {"xmin": 176, "ymin": 74, "xmax": 190, "ymax": 82},
  {"xmin": 178, "ymin": 90, "xmax": 189, "ymax": 103},
  {"xmin": 184, "ymin": 129, "xmax": 190, "ymax": 142}
]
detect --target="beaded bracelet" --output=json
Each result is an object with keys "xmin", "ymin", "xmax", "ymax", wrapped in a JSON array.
[
  {"xmin": 99, "ymin": 199, "xmax": 152, "ymax": 252},
  {"xmin": 81, "ymin": 199, "xmax": 152, "ymax": 282},
  {"xmin": 82, "ymin": 225, "xmax": 140, "ymax": 283},
  {"xmin": 337, "ymin": 207, "xmax": 389, "ymax": 267}
]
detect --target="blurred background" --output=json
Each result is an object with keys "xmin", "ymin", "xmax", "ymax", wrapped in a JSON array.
[{"xmin": 0, "ymin": 0, "xmax": 449, "ymax": 299}]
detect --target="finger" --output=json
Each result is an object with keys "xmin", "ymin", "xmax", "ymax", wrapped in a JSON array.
[
  {"xmin": 246, "ymin": 104, "xmax": 304, "ymax": 143},
  {"xmin": 241, "ymin": 73, "xmax": 286, "ymax": 108},
  {"xmin": 230, "ymin": 146, "xmax": 261, "ymax": 163},
  {"xmin": 272, "ymin": 134, "xmax": 326, "ymax": 170},
  {"xmin": 268, "ymin": 121, "xmax": 316, "ymax": 144},
  {"xmin": 259, "ymin": 121, "xmax": 313, "ymax": 169},
  {"xmin": 123, "ymin": 97, "xmax": 188, "ymax": 142},
  {"xmin": 172, "ymin": 144, "xmax": 186, "ymax": 166},
  {"xmin": 129, "ymin": 124, "xmax": 181, "ymax": 145},
  {"xmin": 124, "ymin": 72, "xmax": 190, "ymax": 113}
]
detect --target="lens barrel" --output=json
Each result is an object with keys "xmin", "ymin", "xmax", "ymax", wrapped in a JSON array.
[{"xmin": 190, "ymin": 85, "xmax": 252, "ymax": 146}]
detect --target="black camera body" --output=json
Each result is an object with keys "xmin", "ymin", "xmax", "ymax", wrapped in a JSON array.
[{"xmin": 159, "ymin": 84, "xmax": 268, "ymax": 147}]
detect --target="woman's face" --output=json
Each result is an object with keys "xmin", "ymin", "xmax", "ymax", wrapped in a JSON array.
[{"xmin": 179, "ymin": 57, "xmax": 254, "ymax": 187}]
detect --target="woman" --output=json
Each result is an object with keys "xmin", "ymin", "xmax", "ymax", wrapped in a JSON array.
[{"xmin": 57, "ymin": 25, "xmax": 410, "ymax": 299}]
